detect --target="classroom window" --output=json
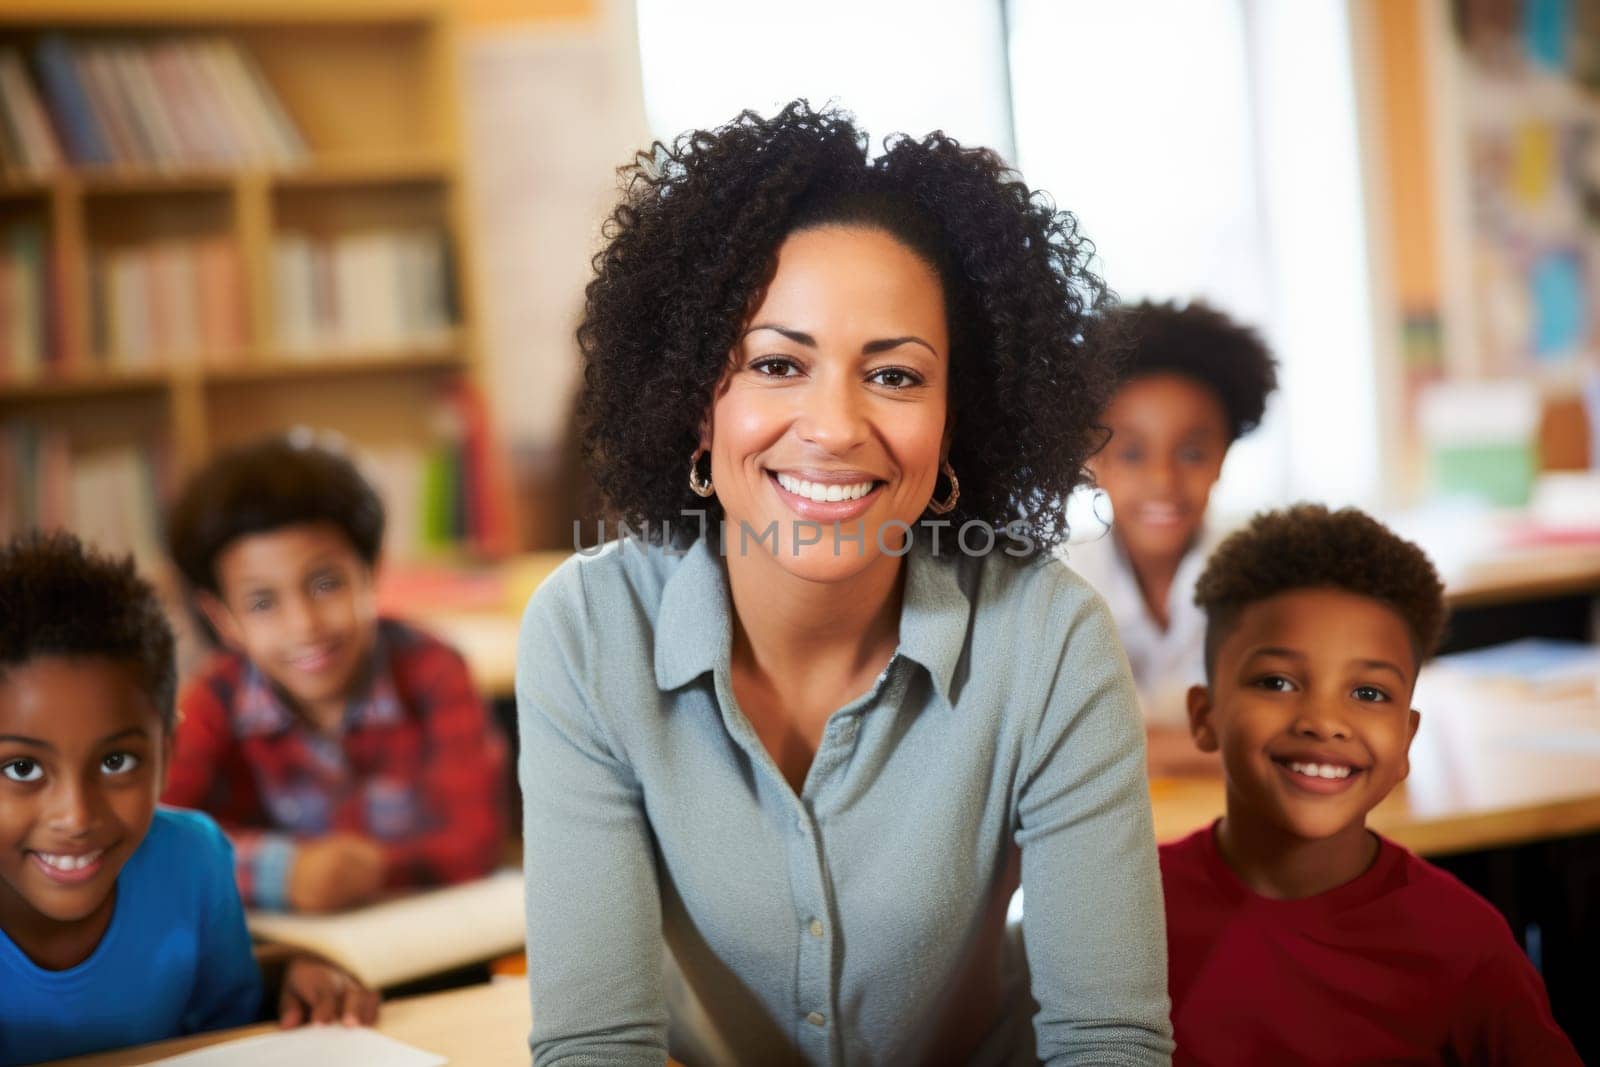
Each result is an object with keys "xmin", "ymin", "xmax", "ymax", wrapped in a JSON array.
[
  {"xmin": 633, "ymin": 0, "xmax": 1014, "ymax": 158},
  {"xmin": 1009, "ymin": 0, "xmax": 1382, "ymax": 510}
]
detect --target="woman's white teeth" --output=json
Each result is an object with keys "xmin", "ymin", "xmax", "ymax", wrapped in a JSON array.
[
  {"xmin": 1289, "ymin": 762, "xmax": 1353, "ymax": 780},
  {"xmin": 38, "ymin": 850, "xmax": 102, "ymax": 870},
  {"xmin": 776, "ymin": 473, "xmax": 874, "ymax": 502}
]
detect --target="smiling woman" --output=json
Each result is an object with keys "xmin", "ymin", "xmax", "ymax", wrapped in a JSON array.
[{"xmin": 518, "ymin": 101, "xmax": 1172, "ymax": 1065}]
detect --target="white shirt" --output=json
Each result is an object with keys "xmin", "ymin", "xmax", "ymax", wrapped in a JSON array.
[{"xmin": 1062, "ymin": 527, "xmax": 1215, "ymax": 728}]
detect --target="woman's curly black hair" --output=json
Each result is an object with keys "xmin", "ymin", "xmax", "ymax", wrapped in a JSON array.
[
  {"xmin": 1089, "ymin": 299, "xmax": 1277, "ymax": 441},
  {"xmin": 576, "ymin": 100, "xmax": 1113, "ymax": 554},
  {"xmin": 1194, "ymin": 504, "xmax": 1446, "ymax": 674}
]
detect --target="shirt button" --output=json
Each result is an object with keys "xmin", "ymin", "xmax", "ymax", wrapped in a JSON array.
[
  {"xmin": 808, "ymin": 918, "xmax": 824, "ymax": 938},
  {"xmin": 806, "ymin": 1011, "xmax": 826, "ymax": 1027}
]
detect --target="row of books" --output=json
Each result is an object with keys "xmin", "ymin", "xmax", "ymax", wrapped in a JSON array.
[
  {"xmin": 92, "ymin": 236, "xmax": 249, "ymax": 367},
  {"xmin": 1, "ymin": 220, "xmax": 53, "ymax": 379},
  {"xmin": 3, "ymin": 405, "xmax": 509, "ymax": 584},
  {"xmin": 0, "ymin": 222, "xmax": 55, "ymax": 380},
  {"xmin": 274, "ymin": 228, "xmax": 455, "ymax": 354},
  {"xmin": 0, "ymin": 424, "xmax": 166, "ymax": 574},
  {"xmin": 363, "ymin": 385, "xmax": 515, "ymax": 560},
  {"xmin": 0, "ymin": 34, "xmax": 306, "ymax": 174}
]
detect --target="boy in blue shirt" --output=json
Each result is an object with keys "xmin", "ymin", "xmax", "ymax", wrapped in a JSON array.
[{"xmin": 0, "ymin": 531, "xmax": 376, "ymax": 1065}]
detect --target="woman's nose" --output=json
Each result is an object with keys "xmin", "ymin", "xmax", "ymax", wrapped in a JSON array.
[{"xmin": 794, "ymin": 375, "xmax": 867, "ymax": 453}]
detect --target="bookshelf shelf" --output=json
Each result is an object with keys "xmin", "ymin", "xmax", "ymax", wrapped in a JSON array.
[
  {"xmin": 2, "ymin": 2, "xmax": 498, "ymax": 563},
  {"xmin": 270, "ymin": 155, "xmax": 453, "ymax": 188},
  {"xmin": 0, "ymin": 177, "xmax": 51, "ymax": 198},
  {"xmin": 0, "ymin": 368, "xmax": 171, "ymax": 402},
  {"xmin": 2, "ymin": 156, "xmax": 455, "ymax": 196},
  {"xmin": 206, "ymin": 341, "xmax": 464, "ymax": 385},
  {"xmin": 75, "ymin": 171, "xmax": 239, "ymax": 194}
]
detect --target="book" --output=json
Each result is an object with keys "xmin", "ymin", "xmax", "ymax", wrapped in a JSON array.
[
  {"xmin": 0, "ymin": 426, "xmax": 165, "ymax": 571},
  {"xmin": 4, "ymin": 222, "xmax": 47, "ymax": 378},
  {"xmin": 96, "ymin": 236, "xmax": 247, "ymax": 365},
  {"xmin": 245, "ymin": 869, "xmax": 525, "ymax": 989},
  {"xmin": 32, "ymin": 34, "xmax": 109, "ymax": 165},
  {"xmin": 75, "ymin": 45, "xmax": 140, "ymax": 165},
  {"xmin": 0, "ymin": 48, "xmax": 62, "ymax": 172},
  {"xmin": 275, "ymin": 228, "xmax": 453, "ymax": 351},
  {"xmin": 27, "ymin": 35, "xmax": 305, "ymax": 169}
]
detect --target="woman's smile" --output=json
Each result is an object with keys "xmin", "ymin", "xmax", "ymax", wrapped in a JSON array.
[{"xmin": 769, "ymin": 469, "xmax": 886, "ymax": 522}]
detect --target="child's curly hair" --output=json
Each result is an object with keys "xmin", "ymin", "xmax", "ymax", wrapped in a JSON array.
[
  {"xmin": 0, "ymin": 530, "xmax": 177, "ymax": 730},
  {"xmin": 577, "ymin": 100, "xmax": 1114, "ymax": 554},
  {"xmin": 1195, "ymin": 504, "xmax": 1446, "ymax": 673},
  {"xmin": 1090, "ymin": 299, "xmax": 1278, "ymax": 441}
]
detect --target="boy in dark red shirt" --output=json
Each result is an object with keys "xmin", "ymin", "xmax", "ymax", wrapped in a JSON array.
[
  {"xmin": 161, "ymin": 436, "xmax": 508, "ymax": 913},
  {"xmin": 1165, "ymin": 504, "xmax": 1579, "ymax": 1066}
]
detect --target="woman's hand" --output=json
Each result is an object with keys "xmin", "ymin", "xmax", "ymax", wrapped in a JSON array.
[{"xmin": 278, "ymin": 956, "xmax": 380, "ymax": 1027}]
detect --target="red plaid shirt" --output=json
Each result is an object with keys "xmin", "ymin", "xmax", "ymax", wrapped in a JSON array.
[{"xmin": 163, "ymin": 618, "xmax": 508, "ymax": 910}]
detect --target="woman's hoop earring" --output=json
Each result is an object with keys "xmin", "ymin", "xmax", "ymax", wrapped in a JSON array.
[
  {"xmin": 928, "ymin": 461, "xmax": 959, "ymax": 515},
  {"xmin": 688, "ymin": 449, "xmax": 715, "ymax": 498}
]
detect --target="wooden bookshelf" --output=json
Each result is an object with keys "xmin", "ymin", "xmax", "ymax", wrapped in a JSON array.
[{"xmin": 1, "ymin": 1, "xmax": 499, "ymax": 561}]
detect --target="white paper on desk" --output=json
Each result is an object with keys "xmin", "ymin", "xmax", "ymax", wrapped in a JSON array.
[
  {"xmin": 247, "ymin": 869, "xmax": 524, "ymax": 988},
  {"xmin": 149, "ymin": 1027, "xmax": 445, "ymax": 1067}
]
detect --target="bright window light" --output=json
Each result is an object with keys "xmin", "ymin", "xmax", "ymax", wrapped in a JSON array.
[{"xmin": 635, "ymin": 0, "xmax": 1013, "ymax": 156}]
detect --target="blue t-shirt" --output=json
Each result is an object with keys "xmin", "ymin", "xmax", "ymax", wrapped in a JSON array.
[{"xmin": 0, "ymin": 807, "xmax": 262, "ymax": 1065}]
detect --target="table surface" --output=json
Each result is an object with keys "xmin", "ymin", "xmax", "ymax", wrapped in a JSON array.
[
  {"xmin": 1446, "ymin": 539, "xmax": 1600, "ymax": 608},
  {"xmin": 46, "ymin": 977, "xmax": 534, "ymax": 1066}
]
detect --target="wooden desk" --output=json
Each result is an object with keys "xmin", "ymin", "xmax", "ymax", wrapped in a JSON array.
[
  {"xmin": 1151, "ymin": 666, "xmax": 1600, "ymax": 856},
  {"xmin": 1446, "ymin": 540, "xmax": 1600, "ymax": 610},
  {"xmin": 48, "ymin": 977, "xmax": 531, "ymax": 1066}
]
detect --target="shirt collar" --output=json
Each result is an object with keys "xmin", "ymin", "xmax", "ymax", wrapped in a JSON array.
[
  {"xmin": 654, "ymin": 536, "xmax": 731, "ymax": 691},
  {"xmin": 652, "ymin": 534, "xmax": 972, "ymax": 705},
  {"xmin": 234, "ymin": 630, "xmax": 402, "ymax": 738}
]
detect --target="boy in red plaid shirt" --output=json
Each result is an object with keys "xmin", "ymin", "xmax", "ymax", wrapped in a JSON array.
[{"xmin": 161, "ymin": 435, "xmax": 508, "ymax": 913}]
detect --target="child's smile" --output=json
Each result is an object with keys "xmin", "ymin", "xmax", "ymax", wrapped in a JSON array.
[{"xmin": 1269, "ymin": 752, "xmax": 1367, "ymax": 794}]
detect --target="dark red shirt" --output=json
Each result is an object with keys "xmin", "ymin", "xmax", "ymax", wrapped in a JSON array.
[
  {"xmin": 163, "ymin": 618, "xmax": 508, "ymax": 909},
  {"xmin": 1161, "ymin": 823, "xmax": 1580, "ymax": 1066}
]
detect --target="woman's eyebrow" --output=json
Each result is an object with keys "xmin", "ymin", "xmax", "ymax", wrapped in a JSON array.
[
  {"xmin": 862, "ymin": 336, "xmax": 937, "ymax": 356},
  {"xmin": 743, "ymin": 324, "xmax": 815, "ymax": 347},
  {"xmin": 0, "ymin": 734, "xmax": 51, "ymax": 750},
  {"xmin": 744, "ymin": 325, "xmax": 937, "ymax": 357}
]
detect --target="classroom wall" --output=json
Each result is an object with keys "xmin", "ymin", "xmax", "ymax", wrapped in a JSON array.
[{"xmin": 449, "ymin": 0, "xmax": 648, "ymax": 548}]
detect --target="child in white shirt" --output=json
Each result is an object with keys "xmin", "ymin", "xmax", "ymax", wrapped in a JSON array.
[{"xmin": 1069, "ymin": 300, "xmax": 1277, "ymax": 772}]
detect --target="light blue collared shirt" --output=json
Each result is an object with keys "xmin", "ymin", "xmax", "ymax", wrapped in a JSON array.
[{"xmin": 517, "ymin": 533, "xmax": 1172, "ymax": 1066}]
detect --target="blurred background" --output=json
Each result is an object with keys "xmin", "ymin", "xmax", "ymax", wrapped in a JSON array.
[{"xmin": 2, "ymin": 0, "xmax": 1598, "ymax": 590}]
